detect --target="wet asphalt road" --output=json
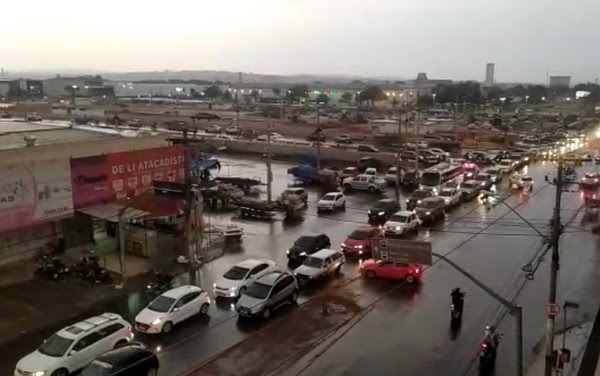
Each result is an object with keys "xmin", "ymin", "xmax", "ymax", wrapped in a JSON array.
[{"xmin": 3, "ymin": 155, "xmax": 600, "ymax": 376}]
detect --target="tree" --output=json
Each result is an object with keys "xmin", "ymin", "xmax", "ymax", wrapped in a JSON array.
[
  {"xmin": 250, "ymin": 89, "xmax": 260, "ymax": 102},
  {"xmin": 316, "ymin": 93, "xmax": 329, "ymax": 104},
  {"xmin": 288, "ymin": 84, "xmax": 309, "ymax": 102},
  {"xmin": 485, "ymin": 86, "xmax": 505, "ymax": 101},
  {"xmin": 432, "ymin": 82, "xmax": 483, "ymax": 104},
  {"xmin": 340, "ymin": 92, "xmax": 353, "ymax": 104},
  {"xmin": 509, "ymin": 84, "xmax": 527, "ymax": 97},
  {"xmin": 272, "ymin": 88, "xmax": 281, "ymax": 98},
  {"xmin": 189, "ymin": 88, "xmax": 201, "ymax": 98},
  {"xmin": 417, "ymin": 95, "xmax": 433, "ymax": 107},
  {"xmin": 203, "ymin": 85, "xmax": 222, "ymax": 99},
  {"xmin": 391, "ymin": 97, "xmax": 400, "ymax": 108},
  {"xmin": 221, "ymin": 90, "xmax": 233, "ymax": 102},
  {"xmin": 526, "ymin": 85, "xmax": 549, "ymax": 104},
  {"xmin": 359, "ymin": 86, "xmax": 385, "ymax": 106}
]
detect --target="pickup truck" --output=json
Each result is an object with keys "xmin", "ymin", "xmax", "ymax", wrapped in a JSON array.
[{"xmin": 342, "ymin": 174, "xmax": 387, "ymax": 193}]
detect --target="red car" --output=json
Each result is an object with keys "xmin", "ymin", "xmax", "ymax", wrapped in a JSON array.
[
  {"xmin": 360, "ymin": 259, "xmax": 422, "ymax": 283},
  {"xmin": 341, "ymin": 226, "xmax": 383, "ymax": 256}
]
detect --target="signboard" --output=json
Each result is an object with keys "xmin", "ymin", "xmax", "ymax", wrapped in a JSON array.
[
  {"xmin": 105, "ymin": 145, "xmax": 186, "ymax": 200},
  {"xmin": 70, "ymin": 155, "xmax": 110, "ymax": 209},
  {"xmin": 371, "ymin": 238, "xmax": 432, "ymax": 265},
  {"xmin": 0, "ymin": 160, "xmax": 74, "ymax": 232}
]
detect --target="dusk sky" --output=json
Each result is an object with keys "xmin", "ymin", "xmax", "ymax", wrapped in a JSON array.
[{"xmin": 2, "ymin": 0, "xmax": 599, "ymax": 83}]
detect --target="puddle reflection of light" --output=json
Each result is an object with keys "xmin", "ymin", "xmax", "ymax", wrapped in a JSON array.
[
  {"xmin": 156, "ymin": 346, "xmax": 162, "ymax": 353},
  {"xmin": 230, "ymin": 303, "xmax": 236, "ymax": 311},
  {"xmin": 522, "ymin": 165, "xmax": 528, "ymax": 174}
]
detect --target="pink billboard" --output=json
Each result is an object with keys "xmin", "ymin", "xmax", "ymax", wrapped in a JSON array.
[
  {"xmin": 70, "ymin": 155, "xmax": 110, "ymax": 209},
  {"xmin": 0, "ymin": 160, "xmax": 74, "ymax": 232}
]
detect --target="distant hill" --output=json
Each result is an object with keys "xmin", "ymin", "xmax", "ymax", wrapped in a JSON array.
[{"xmin": 6, "ymin": 69, "xmax": 405, "ymax": 85}]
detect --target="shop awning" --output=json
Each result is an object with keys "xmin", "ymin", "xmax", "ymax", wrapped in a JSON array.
[
  {"xmin": 77, "ymin": 202, "xmax": 149, "ymax": 223},
  {"xmin": 127, "ymin": 195, "xmax": 185, "ymax": 220}
]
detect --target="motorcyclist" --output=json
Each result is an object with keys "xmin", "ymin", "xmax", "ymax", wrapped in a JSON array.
[
  {"xmin": 482, "ymin": 325, "xmax": 499, "ymax": 348},
  {"xmin": 451, "ymin": 287, "xmax": 465, "ymax": 312}
]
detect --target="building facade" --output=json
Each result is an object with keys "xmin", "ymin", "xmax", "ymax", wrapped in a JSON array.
[
  {"xmin": 549, "ymin": 76, "xmax": 571, "ymax": 87},
  {"xmin": 485, "ymin": 63, "xmax": 495, "ymax": 86}
]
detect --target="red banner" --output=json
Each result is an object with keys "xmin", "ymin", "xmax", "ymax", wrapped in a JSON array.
[
  {"xmin": 70, "ymin": 155, "xmax": 110, "ymax": 209},
  {"xmin": 105, "ymin": 145, "xmax": 185, "ymax": 200}
]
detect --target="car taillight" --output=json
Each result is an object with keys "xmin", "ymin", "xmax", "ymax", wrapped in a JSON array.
[
  {"xmin": 481, "ymin": 343, "xmax": 488, "ymax": 350},
  {"xmin": 126, "ymin": 324, "xmax": 132, "ymax": 332}
]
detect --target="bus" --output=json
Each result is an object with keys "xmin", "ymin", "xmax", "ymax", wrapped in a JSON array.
[{"xmin": 419, "ymin": 162, "xmax": 463, "ymax": 193}]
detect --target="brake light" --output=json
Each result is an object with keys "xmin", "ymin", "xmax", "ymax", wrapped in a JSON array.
[
  {"xmin": 481, "ymin": 343, "xmax": 488, "ymax": 349},
  {"xmin": 126, "ymin": 324, "xmax": 132, "ymax": 332}
]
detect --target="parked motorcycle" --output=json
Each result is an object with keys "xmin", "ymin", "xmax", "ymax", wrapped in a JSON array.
[
  {"xmin": 35, "ymin": 255, "xmax": 69, "ymax": 281},
  {"xmin": 72, "ymin": 255, "xmax": 113, "ymax": 284}
]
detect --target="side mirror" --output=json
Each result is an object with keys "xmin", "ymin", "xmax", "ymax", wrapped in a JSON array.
[
  {"xmin": 172, "ymin": 307, "xmax": 179, "ymax": 312},
  {"xmin": 69, "ymin": 350, "xmax": 78, "ymax": 356}
]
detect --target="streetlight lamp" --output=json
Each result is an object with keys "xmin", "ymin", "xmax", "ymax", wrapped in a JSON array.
[
  {"xmin": 432, "ymin": 93, "xmax": 437, "ymax": 107},
  {"xmin": 525, "ymin": 95, "xmax": 530, "ymax": 103}
]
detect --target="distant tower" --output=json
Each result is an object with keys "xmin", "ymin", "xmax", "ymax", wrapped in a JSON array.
[{"xmin": 485, "ymin": 63, "xmax": 495, "ymax": 86}]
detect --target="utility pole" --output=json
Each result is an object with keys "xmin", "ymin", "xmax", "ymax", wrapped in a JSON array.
[
  {"xmin": 316, "ymin": 104, "xmax": 321, "ymax": 170},
  {"xmin": 181, "ymin": 129, "xmax": 197, "ymax": 285},
  {"xmin": 395, "ymin": 114, "xmax": 402, "ymax": 201},
  {"xmin": 266, "ymin": 123, "xmax": 273, "ymax": 204},
  {"xmin": 545, "ymin": 160, "xmax": 564, "ymax": 375}
]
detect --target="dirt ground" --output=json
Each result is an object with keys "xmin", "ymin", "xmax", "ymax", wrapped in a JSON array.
[{"xmin": 187, "ymin": 286, "xmax": 364, "ymax": 376}]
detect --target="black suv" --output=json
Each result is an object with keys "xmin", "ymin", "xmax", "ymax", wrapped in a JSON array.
[
  {"xmin": 368, "ymin": 199, "xmax": 400, "ymax": 223},
  {"xmin": 286, "ymin": 233, "xmax": 331, "ymax": 261},
  {"xmin": 406, "ymin": 189, "xmax": 434, "ymax": 210},
  {"xmin": 81, "ymin": 344, "xmax": 159, "ymax": 376}
]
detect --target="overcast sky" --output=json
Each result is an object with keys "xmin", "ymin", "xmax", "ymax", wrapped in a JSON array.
[{"xmin": 2, "ymin": 0, "xmax": 599, "ymax": 83}]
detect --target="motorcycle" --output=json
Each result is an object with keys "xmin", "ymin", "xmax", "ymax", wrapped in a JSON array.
[
  {"xmin": 35, "ymin": 255, "xmax": 69, "ymax": 281},
  {"xmin": 450, "ymin": 292, "xmax": 465, "ymax": 321},
  {"xmin": 479, "ymin": 326, "xmax": 501, "ymax": 371},
  {"xmin": 72, "ymin": 255, "xmax": 113, "ymax": 284}
]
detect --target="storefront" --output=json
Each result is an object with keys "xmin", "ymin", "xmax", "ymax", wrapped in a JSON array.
[
  {"xmin": 0, "ymin": 159, "xmax": 74, "ymax": 267},
  {"xmin": 70, "ymin": 145, "xmax": 186, "ymax": 260}
]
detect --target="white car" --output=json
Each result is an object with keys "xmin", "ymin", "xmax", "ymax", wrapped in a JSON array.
[
  {"xmin": 516, "ymin": 175, "xmax": 534, "ymax": 190},
  {"xmin": 383, "ymin": 210, "xmax": 420, "ymax": 237},
  {"xmin": 438, "ymin": 188, "xmax": 462, "ymax": 208},
  {"xmin": 213, "ymin": 259, "xmax": 278, "ymax": 298},
  {"xmin": 135, "ymin": 285, "xmax": 210, "ymax": 334},
  {"xmin": 364, "ymin": 167, "xmax": 378, "ymax": 176},
  {"xmin": 486, "ymin": 167, "xmax": 503, "ymax": 183},
  {"xmin": 427, "ymin": 148, "xmax": 449, "ymax": 160},
  {"xmin": 497, "ymin": 159, "xmax": 515, "ymax": 174},
  {"xmin": 317, "ymin": 192, "xmax": 346, "ymax": 212},
  {"xmin": 205, "ymin": 124, "xmax": 222, "ymax": 133},
  {"xmin": 15, "ymin": 313, "xmax": 133, "ymax": 376},
  {"xmin": 342, "ymin": 174, "xmax": 387, "ymax": 193}
]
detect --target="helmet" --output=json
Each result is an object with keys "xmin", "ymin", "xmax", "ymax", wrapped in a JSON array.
[{"xmin": 452, "ymin": 287, "xmax": 461, "ymax": 293}]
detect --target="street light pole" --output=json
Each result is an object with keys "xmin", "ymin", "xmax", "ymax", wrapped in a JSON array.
[
  {"xmin": 545, "ymin": 161, "xmax": 564, "ymax": 375},
  {"xmin": 266, "ymin": 124, "xmax": 273, "ymax": 204},
  {"xmin": 395, "ymin": 114, "xmax": 402, "ymax": 202},
  {"xmin": 316, "ymin": 104, "xmax": 321, "ymax": 170}
]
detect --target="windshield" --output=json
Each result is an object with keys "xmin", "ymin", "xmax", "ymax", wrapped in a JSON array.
[
  {"xmin": 302, "ymin": 257, "xmax": 324, "ymax": 268},
  {"xmin": 439, "ymin": 190, "xmax": 453, "ymax": 197},
  {"xmin": 389, "ymin": 215, "xmax": 409, "ymax": 223},
  {"xmin": 38, "ymin": 334, "xmax": 74, "ymax": 357},
  {"xmin": 244, "ymin": 282, "xmax": 271, "ymax": 300},
  {"xmin": 420, "ymin": 200, "xmax": 439, "ymax": 208},
  {"xmin": 522, "ymin": 177, "xmax": 533, "ymax": 181},
  {"xmin": 500, "ymin": 161, "xmax": 511, "ymax": 166},
  {"xmin": 349, "ymin": 230, "xmax": 370, "ymax": 240},
  {"xmin": 147, "ymin": 296, "xmax": 176, "ymax": 313},
  {"xmin": 322, "ymin": 194, "xmax": 337, "ymax": 201},
  {"xmin": 81, "ymin": 361, "xmax": 113, "ymax": 376},
  {"xmin": 410, "ymin": 190, "xmax": 430, "ymax": 199},
  {"xmin": 283, "ymin": 190, "xmax": 298, "ymax": 196},
  {"xmin": 295, "ymin": 236, "xmax": 315, "ymax": 246},
  {"xmin": 421, "ymin": 172, "xmax": 441, "ymax": 186},
  {"xmin": 460, "ymin": 182, "xmax": 474, "ymax": 189},
  {"xmin": 224, "ymin": 266, "xmax": 250, "ymax": 280},
  {"xmin": 343, "ymin": 168, "xmax": 355, "ymax": 174},
  {"xmin": 475, "ymin": 175, "xmax": 488, "ymax": 181},
  {"xmin": 487, "ymin": 169, "xmax": 498, "ymax": 174},
  {"xmin": 585, "ymin": 174, "xmax": 596, "ymax": 178}
]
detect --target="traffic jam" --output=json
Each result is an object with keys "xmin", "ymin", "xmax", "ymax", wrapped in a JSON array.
[{"xmin": 13, "ymin": 130, "xmax": 597, "ymax": 376}]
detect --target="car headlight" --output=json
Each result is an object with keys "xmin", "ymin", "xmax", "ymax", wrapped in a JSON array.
[
  {"xmin": 406, "ymin": 199, "xmax": 410, "ymax": 203},
  {"xmin": 299, "ymin": 252, "xmax": 307, "ymax": 256},
  {"xmin": 417, "ymin": 200, "xmax": 422, "ymax": 204},
  {"xmin": 286, "ymin": 249, "xmax": 290, "ymax": 255},
  {"xmin": 356, "ymin": 245, "xmax": 363, "ymax": 248},
  {"xmin": 213, "ymin": 283, "xmax": 217, "ymax": 289},
  {"xmin": 376, "ymin": 211, "xmax": 384, "ymax": 215},
  {"xmin": 395, "ymin": 226, "xmax": 401, "ymax": 230},
  {"xmin": 426, "ymin": 211, "xmax": 431, "ymax": 215},
  {"xmin": 152, "ymin": 318, "xmax": 162, "ymax": 325},
  {"xmin": 32, "ymin": 372, "xmax": 45, "ymax": 376}
]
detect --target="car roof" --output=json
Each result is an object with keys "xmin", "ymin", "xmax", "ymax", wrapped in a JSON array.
[
  {"xmin": 94, "ymin": 344, "xmax": 154, "ymax": 365},
  {"xmin": 392, "ymin": 210, "xmax": 414, "ymax": 216},
  {"xmin": 439, "ymin": 188, "xmax": 456, "ymax": 192},
  {"xmin": 310, "ymin": 248, "xmax": 342, "ymax": 259},
  {"xmin": 58, "ymin": 313, "xmax": 123, "ymax": 339},
  {"xmin": 476, "ymin": 173, "xmax": 490, "ymax": 177},
  {"xmin": 236, "ymin": 259, "xmax": 273, "ymax": 269},
  {"xmin": 285, "ymin": 187, "xmax": 304, "ymax": 192},
  {"xmin": 256, "ymin": 270, "xmax": 290, "ymax": 286},
  {"xmin": 461, "ymin": 180, "xmax": 476, "ymax": 184},
  {"xmin": 377, "ymin": 198, "xmax": 396, "ymax": 204},
  {"xmin": 323, "ymin": 191, "xmax": 341, "ymax": 196},
  {"xmin": 161, "ymin": 285, "xmax": 202, "ymax": 299},
  {"xmin": 421, "ymin": 196, "xmax": 445, "ymax": 203}
]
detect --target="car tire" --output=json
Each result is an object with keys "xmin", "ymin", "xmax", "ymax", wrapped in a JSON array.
[
  {"xmin": 335, "ymin": 265, "xmax": 342, "ymax": 275},
  {"xmin": 239, "ymin": 286, "xmax": 246, "ymax": 297},
  {"xmin": 114, "ymin": 339, "xmax": 128, "ymax": 349},
  {"xmin": 262, "ymin": 308, "xmax": 271, "ymax": 320},
  {"xmin": 147, "ymin": 368, "xmax": 158, "ymax": 376},
  {"xmin": 162, "ymin": 321, "xmax": 173, "ymax": 333},
  {"xmin": 406, "ymin": 275, "xmax": 416, "ymax": 284},
  {"xmin": 200, "ymin": 302, "xmax": 210, "ymax": 315},
  {"xmin": 52, "ymin": 368, "xmax": 69, "ymax": 376},
  {"xmin": 341, "ymin": 202, "xmax": 346, "ymax": 210},
  {"xmin": 368, "ymin": 186, "xmax": 375, "ymax": 193},
  {"xmin": 289, "ymin": 290, "xmax": 299, "ymax": 303},
  {"xmin": 366, "ymin": 270, "xmax": 376, "ymax": 279},
  {"xmin": 343, "ymin": 184, "xmax": 351, "ymax": 191}
]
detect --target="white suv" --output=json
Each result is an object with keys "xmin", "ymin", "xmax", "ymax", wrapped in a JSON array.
[
  {"xmin": 135, "ymin": 285, "xmax": 211, "ymax": 334},
  {"xmin": 15, "ymin": 313, "xmax": 133, "ymax": 376},
  {"xmin": 213, "ymin": 259, "xmax": 278, "ymax": 298},
  {"xmin": 384, "ymin": 210, "xmax": 420, "ymax": 237},
  {"xmin": 293, "ymin": 249, "xmax": 345, "ymax": 284},
  {"xmin": 317, "ymin": 192, "xmax": 346, "ymax": 212}
]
